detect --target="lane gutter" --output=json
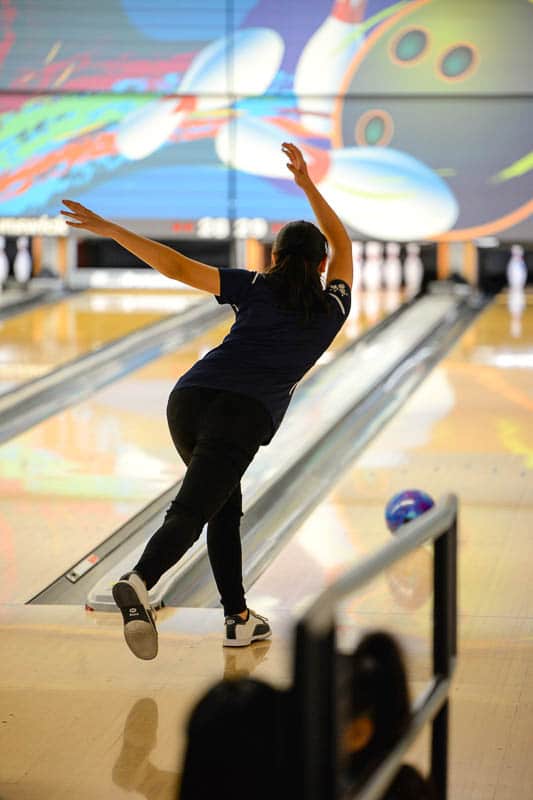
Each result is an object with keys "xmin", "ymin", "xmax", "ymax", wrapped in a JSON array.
[{"xmin": 0, "ymin": 284, "xmax": 79, "ymax": 322}]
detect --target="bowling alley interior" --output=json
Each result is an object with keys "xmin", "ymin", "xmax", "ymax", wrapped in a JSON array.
[{"xmin": 1, "ymin": 2, "xmax": 532, "ymax": 799}]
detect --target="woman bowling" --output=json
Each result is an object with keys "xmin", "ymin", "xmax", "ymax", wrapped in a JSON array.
[{"xmin": 61, "ymin": 142, "xmax": 353, "ymax": 659}]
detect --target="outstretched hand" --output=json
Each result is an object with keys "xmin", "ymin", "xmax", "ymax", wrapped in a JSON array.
[
  {"xmin": 61, "ymin": 200, "xmax": 114, "ymax": 236},
  {"xmin": 282, "ymin": 142, "xmax": 312, "ymax": 188}
]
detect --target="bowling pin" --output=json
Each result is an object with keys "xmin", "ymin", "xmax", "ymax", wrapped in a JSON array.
[
  {"xmin": 13, "ymin": 236, "xmax": 32, "ymax": 284},
  {"xmin": 116, "ymin": 28, "xmax": 284, "ymax": 161},
  {"xmin": 363, "ymin": 288, "xmax": 381, "ymax": 324},
  {"xmin": 506, "ymin": 244, "xmax": 527, "ymax": 290},
  {"xmin": 404, "ymin": 243, "xmax": 423, "ymax": 296},
  {"xmin": 0, "ymin": 236, "xmax": 9, "ymax": 289},
  {"xmin": 362, "ymin": 241, "xmax": 383, "ymax": 291},
  {"xmin": 345, "ymin": 293, "xmax": 361, "ymax": 339},
  {"xmin": 384, "ymin": 242, "xmax": 402, "ymax": 290},
  {"xmin": 293, "ymin": 0, "xmax": 367, "ymax": 136},
  {"xmin": 215, "ymin": 116, "xmax": 459, "ymax": 241},
  {"xmin": 384, "ymin": 288, "xmax": 401, "ymax": 313},
  {"xmin": 507, "ymin": 288, "xmax": 525, "ymax": 338},
  {"xmin": 351, "ymin": 240, "xmax": 363, "ymax": 291}
]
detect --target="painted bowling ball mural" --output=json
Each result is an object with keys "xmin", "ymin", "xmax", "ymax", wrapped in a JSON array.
[{"xmin": 334, "ymin": 0, "xmax": 533, "ymax": 241}]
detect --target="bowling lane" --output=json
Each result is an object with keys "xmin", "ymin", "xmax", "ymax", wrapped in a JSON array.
[
  {"xmin": 250, "ymin": 291, "xmax": 533, "ymax": 615},
  {"xmin": 0, "ymin": 603, "xmax": 294, "ymax": 800},
  {"xmin": 248, "ymin": 291, "xmax": 533, "ymax": 798},
  {"xmin": 0, "ymin": 289, "xmax": 202, "ymax": 396},
  {"xmin": 305, "ymin": 287, "xmax": 403, "ymax": 368},
  {"xmin": 0, "ymin": 289, "xmax": 400, "ymax": 603}
]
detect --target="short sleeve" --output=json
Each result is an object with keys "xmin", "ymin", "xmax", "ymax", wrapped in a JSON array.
[
  {"xmin": 325, "ymin": 279, "xmax": 351, "ymax": 319},
  {"xmin": 215, "ymin": 268, "xmax": 256, "ymax": 308}
]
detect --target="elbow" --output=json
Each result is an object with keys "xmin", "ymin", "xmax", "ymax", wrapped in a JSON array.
[{"xmin": 158, "ymin": 257, "xmax": 183, "ymax": 281}]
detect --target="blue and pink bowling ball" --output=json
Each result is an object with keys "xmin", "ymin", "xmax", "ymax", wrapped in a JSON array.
[{"xmin": 385, "ymin": 489, "xmax": 435, "ymax": 533}]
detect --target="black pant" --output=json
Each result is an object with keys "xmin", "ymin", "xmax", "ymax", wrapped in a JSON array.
[{"xmin": 133, "ymin": 386, "xmax": 272, "ymax": 616}]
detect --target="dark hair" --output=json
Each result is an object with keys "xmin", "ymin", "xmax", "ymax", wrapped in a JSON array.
[
  {"xmin": 178, "ymin": 678, "xmax": 288, "ymax": 800},
  {"xmin": 351, "ymin": 632, "xmax": 410, "ymax": 756},
  {"xmin": 339, "ymin": 632, "xmax": 411, "ymax": 786},
  {"xmin": 265, "ymin": 220, "xmax": 330, "ymax": 321}
]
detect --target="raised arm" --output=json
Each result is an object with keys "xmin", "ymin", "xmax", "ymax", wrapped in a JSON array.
[
  {"xmin": 60, "ymin": 200, "xmax": 221, "ymax": 294},
  {"xmin": 281, "ymin": 142, "xmax": 353, "ymax": 289}
]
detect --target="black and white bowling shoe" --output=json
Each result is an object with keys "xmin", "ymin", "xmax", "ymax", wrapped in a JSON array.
[
  {"xmin": 112, "ymin": 572, "xmax": 158, "ymax": 660},
  {"xmin": 223, "ymin": 608, "xmax": 271, "ymax": 647}
]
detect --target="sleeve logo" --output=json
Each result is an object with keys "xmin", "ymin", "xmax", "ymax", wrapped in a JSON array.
[{"xmin": 328, "ymin": 282, "xmax": 348, "ymax": 297}]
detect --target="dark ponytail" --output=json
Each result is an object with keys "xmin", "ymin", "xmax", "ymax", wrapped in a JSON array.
[
  {"xmin": 265, "ymin": 220, "xmax": 331, "ymax": 322},
  {"xmin": 349, "ymin": 632, "xmax": 410, "ymax": 756},
  {"xmin": 339, "ymin": 631, "xmax": 411, "ymax": 786}
]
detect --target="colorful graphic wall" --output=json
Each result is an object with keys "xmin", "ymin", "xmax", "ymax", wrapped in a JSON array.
[{"xmin": 1, "ymin": 0, "xmax": 532, "ymax": 241}]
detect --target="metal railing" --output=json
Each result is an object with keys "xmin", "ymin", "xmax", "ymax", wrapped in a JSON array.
[{"xmin": 293, "ymin": 494, "xmax": 458, "ymax": 800}]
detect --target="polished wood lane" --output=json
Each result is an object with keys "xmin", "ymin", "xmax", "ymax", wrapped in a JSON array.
[
  {"xmin": 0, "ymin": 316, "xmax": 232, "ymax": 603},
  {"xmin": 0, "ymin": 604, "xmax": 293, "ymax": 800},
  {"xmin": 0, "ymin": 289, "xmax": 201, "ymax": 395}
]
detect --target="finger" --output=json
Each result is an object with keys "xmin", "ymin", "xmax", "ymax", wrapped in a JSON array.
[
  {"xmin": 62, "ymin": 199, "xmax": 86, "ymax": 211},
  {"xmin": 61, "ymin": 210, "xmax": 79, "ymax": 218},
  {"xmin": 286, "ymin": 145, "xmax": 303, "ymax": 166},
  {"xmin": 286, "ymin": 150, "xmax": 299, "ymax": 165},
  {"xmin": 65, "ymin": 221, "xmax": 85, "ymax": 228}
]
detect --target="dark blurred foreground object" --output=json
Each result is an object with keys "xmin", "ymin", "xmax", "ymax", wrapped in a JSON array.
[
  {"xmin": 178, "ymin": 677, "xmax": 289, "ymax": 800},
  {"xmin": 179, "ymin": 633, "xmax": 435, "ymax": 800},
  {"xmin": 339, "ymin": 632, "xmax": 435, "ymax": 798},
  {"xmin": 339, "ymin": 632, "xmax": 410, "ymax": 781}
]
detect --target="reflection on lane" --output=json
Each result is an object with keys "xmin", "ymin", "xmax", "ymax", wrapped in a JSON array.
[
  {"xmin": 0, "ymin": 289, "xmax": 202, "ymax": 395},
  {"xmin": 0, "ymin": 289, "xmax": 399, "ymax": 602},
  {"xmin": 248, "ymin": 292, "xmax": 533, "ymax": 639}
]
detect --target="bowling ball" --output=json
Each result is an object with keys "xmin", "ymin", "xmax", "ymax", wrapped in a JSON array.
[{"xmin": 385, "ymin": 489, "xmax": 435, "ymax": 533}]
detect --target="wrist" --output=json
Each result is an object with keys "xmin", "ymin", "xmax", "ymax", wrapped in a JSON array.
[{"xmin": 299, "ymin": 175, "xmax": 315, "ymax": 192}]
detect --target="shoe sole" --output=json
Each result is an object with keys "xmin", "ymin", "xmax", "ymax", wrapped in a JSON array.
[
  {"xmin": 112, "ymin": 581, "xmax": 158, "ymax": 660},
  {"xmin": 223, "ymin": 630, "xmax": 272, "ymax": 648}
]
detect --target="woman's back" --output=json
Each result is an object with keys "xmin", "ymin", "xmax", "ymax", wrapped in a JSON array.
[{"xmin": 176, "ymin": 268, "xmax": 351, "ymax": 441}]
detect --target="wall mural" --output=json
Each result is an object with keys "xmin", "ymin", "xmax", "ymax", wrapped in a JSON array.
[{"xmin": 0, "ymin": 0, "xmax": 532, "ymax": 240}]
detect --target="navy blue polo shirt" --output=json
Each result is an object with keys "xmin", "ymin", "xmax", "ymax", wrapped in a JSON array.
[{"xmin": 176, "ymin": 268, "xmax": 351, "ymax": 443}]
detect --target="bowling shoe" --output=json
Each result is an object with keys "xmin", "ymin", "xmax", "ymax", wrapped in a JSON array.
[
  {"xmin": 223, "ymin": 608, "xmax": 272, "ymax": 647},
  {"xmin": 112, "ymin": 572, "xmax": 158, "ymax": 660}
]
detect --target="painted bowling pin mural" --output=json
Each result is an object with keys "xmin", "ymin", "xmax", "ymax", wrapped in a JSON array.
[
  {"xmin": 216, "ymin": 115, "xmax": 457, "ymax": 239},
  {"xmin": 293, "ymin": 0, "xmax": 367, "ymax": 136},
  {"xmin": 116, "ymin": 28, "xmax": 284, "ymax": 161}
]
